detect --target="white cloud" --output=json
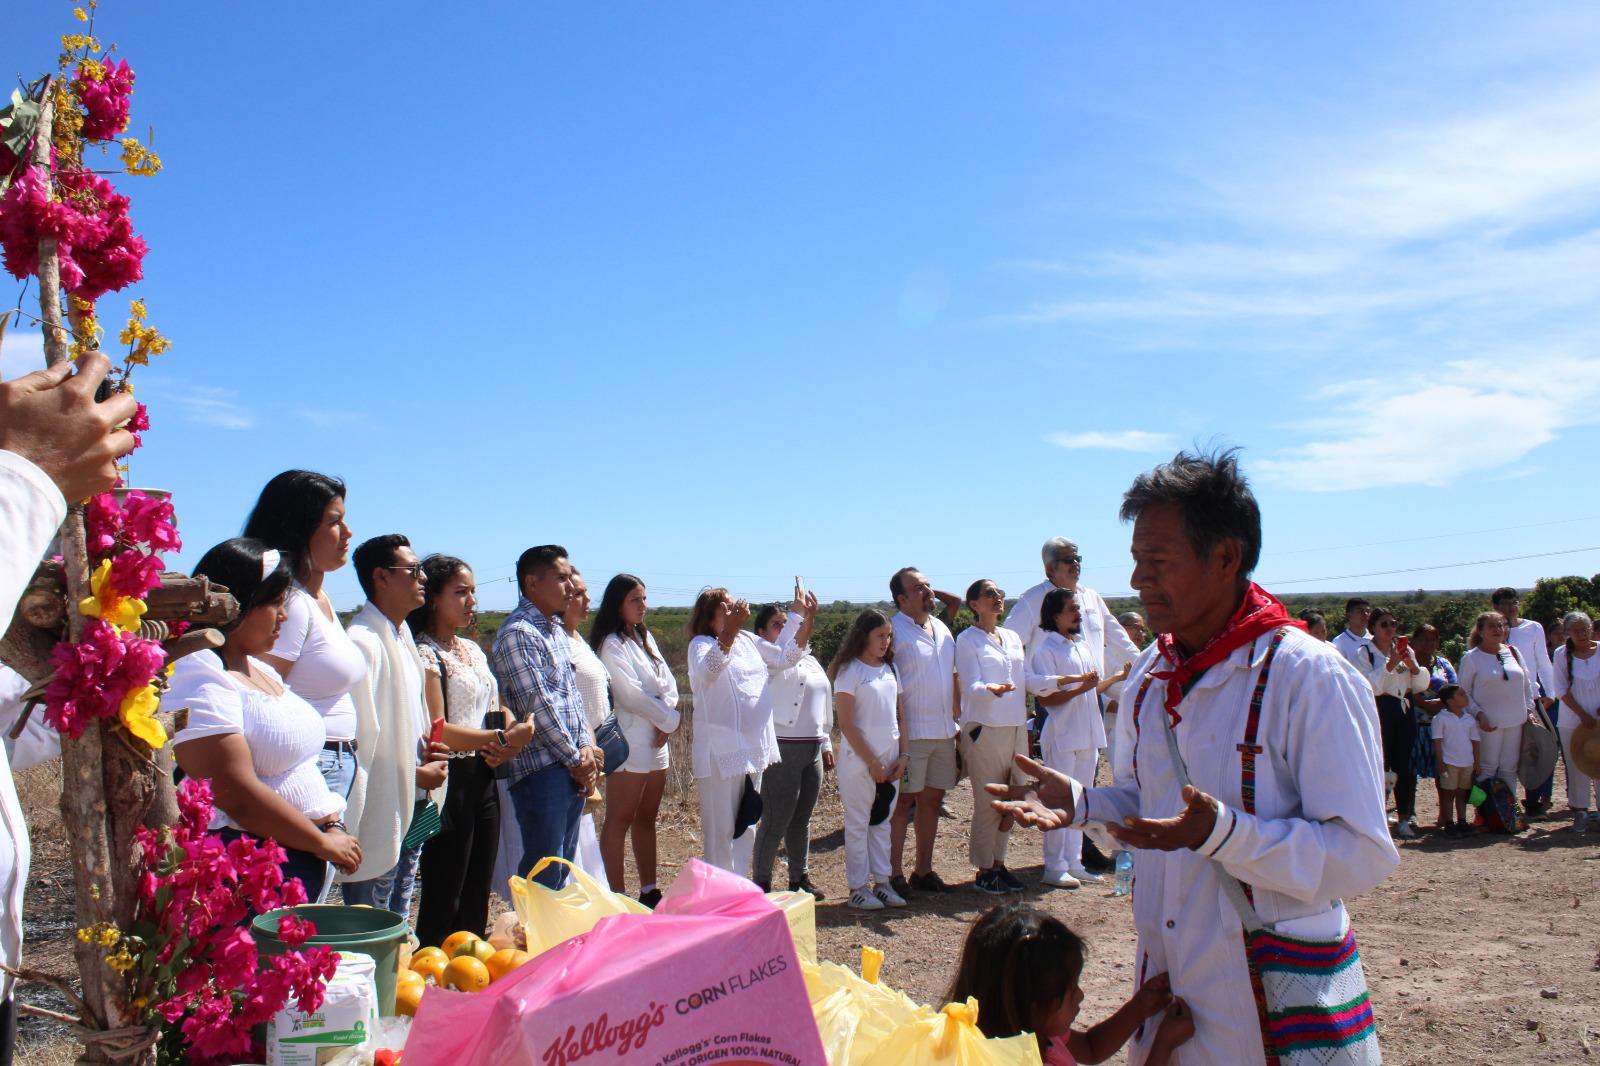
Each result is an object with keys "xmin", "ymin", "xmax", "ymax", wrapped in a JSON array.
[
  {"xmin": 1255, "ymin": 353, "xmax": 1600, "ymax": 491},
  {"xmin": 1046, "ymin": 430, "xmax": 1177, "ymax": 452},
  {"xmin": 0, "ymin": 330, "xmax": 46, "ymax": 379},
  {"xmin": 157, "ymin": 385, "xmax": 255, "ymax": 430},
  {"xmin": 1006, "ymin": 58, "xmax": 1600, "ymax": 488}
]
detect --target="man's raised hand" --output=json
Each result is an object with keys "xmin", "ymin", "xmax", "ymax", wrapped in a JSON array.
[
  {"xmin": 984, "ymin": 753, "xmax": 1077, "ymax": 831},
  {"xmin": 1107, "ymin": 784, "xmax": 1219, "ymax": 851}
]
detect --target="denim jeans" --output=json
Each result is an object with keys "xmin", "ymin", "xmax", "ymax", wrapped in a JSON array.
[
  {"xmin": 339, "ymin": 797, "xmax": 426, "ymax": 917},
  {"xmin": 316, "ymin": 746, "xmax": 358, "ymax": 800},
  {"xmin": 508, "ymin": 762, "xmax": 584, "ymax": 889}
]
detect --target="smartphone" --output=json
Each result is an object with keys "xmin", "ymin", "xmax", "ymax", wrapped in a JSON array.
[
  {"xmin": 1396, "ymin": 636, "xmax": 1410, "ymax": 655},
  {"xmin": 483, "ymin": 711, "xmax": 512, "ymax": 779},
  {"xmin": 794, "ymin": 575, "xmax": 806, "ymax": 599}
]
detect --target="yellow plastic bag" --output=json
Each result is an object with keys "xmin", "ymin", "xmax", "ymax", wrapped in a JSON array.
[
  {"xmin": 767, "ymin": 889, "xmax": 818, "ymax": 963},
  {"xmin": 803, "ymin": 958, "xmax": 923, "ymax": 1062},
  {"xmin": 871, "ymin": 999, "xmax": 1043, "ymax": 1066},
  {"xmin": 507, "ymin": 855, "xmax": 649, "ymax": 957}
]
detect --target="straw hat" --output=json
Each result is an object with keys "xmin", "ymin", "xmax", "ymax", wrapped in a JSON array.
[{"xmin": 1569, "ymin": 720, "xmax": 1600, "ymax": 781}]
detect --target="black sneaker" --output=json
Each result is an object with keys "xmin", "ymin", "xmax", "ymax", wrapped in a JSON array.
[
  {"xmin": 973, "ymin": 868, "xmax": 1007, "ymax": 895},
  {"xmin": 908, "ymin": 870, "xmax": 949, "ymax": 893},
  {"xmin": 788, "ymin": 877, "xmax": 826, "ymax": 902},
  {"xmin": 639, "ymin": 888, "xmax": 663, "ymax": 909},
  {"xmin": 753, "ymin": 880, "xmax": 772, "ymax": 893},
  {"xmin": 994, "ymin": 865, "xmax": 1025, "ymax": 893},
  {"xmin": 1079, "ymin": 839, "xmax": 1111, "ymax": 873},
  {"xmin": 888, "ymin": 874, "xmax": 914, "ymax": 900}
]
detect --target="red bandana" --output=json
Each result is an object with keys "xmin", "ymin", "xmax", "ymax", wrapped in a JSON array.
[{"xmin": 1152, "ymin": 582, "xmax": 1304, "ymax": 724}]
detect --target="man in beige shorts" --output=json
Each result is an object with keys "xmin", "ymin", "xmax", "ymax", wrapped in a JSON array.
[{"xmin": 886, "ymin": 567, "xmax": 962, "ymax": 898}]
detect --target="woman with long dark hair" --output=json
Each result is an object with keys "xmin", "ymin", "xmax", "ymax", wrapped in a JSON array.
[
  {"xmin": 829, "ymin": 609, "xmax": 906, "ymax": 910},
  {"xmin": 1406, "ymin": 623, "xmax": 1456, "ymax": 828},
  {"xmin": 411, "ymin": 555, "xmax": 531, "ymax": 946},
  {"xmin": 1368, "ymin": 608, "xmax": 1427, "ymax": 838},
  {"xmin": 169, "ymin": 538, "xmax": 362, "ymax": 904},
  {"xmin": 244, "ymin": 470, "xmax": 366, "ymax": 800},
  {"xmin": 593, "ymin": 574, "xmax": 679, "ymax": 908}
]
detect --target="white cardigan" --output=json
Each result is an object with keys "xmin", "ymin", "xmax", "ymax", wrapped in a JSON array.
[
  {"xmin": 686, "ymin": 616, "xmax": 799, "ymax": 779},
  {"xmin": 339, "ymin": 603, "xmax": 446, "ymax": 882}
]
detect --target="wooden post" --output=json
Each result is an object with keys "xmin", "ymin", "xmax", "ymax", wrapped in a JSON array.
[{"xmin": 34, "ymin": 83, "xmax": 119, "ymax": 1051}]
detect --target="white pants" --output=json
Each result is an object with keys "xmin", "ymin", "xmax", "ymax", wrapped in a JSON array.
[
  {"xmin": 837, "ymin": 749, "xmax": 895, "ymax": 889},
  {"xmin": 1478, "ymin": 723, "xmax": 1521, "ymax": 792},
  {"xmin": 1559, "ymin": 720, "xmax": 1598, "ymax": 810},
  {"xmin": 697, "ymin": 770, "xmax": 763, "ymax": 876},
  {"xmin": 1101, "ymin": 711, "xmax": 1118, "ymax": 772},
  {"xmin": 1042, "ymin": 740, "xmax": 1099, "ymax": 875}
]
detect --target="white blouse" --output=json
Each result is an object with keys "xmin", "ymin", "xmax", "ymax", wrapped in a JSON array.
[
  {"xmin": 1552, "ymin": 644, "xmax": 1600, "ymax": 716},
  {"xmin": 770, "ymin": 654, "xmax": 834, "ymax": 751},
  {"xmin": 686, "ymin": 617, "xmax": 798, "ymax": 779},
  {"xmin": 833, "ymin": 659, "xmax": 899, "ymax": 761},
  {"xmin": 1458, "ymin": 645, "xmax": 1537, "ymax": 729},
  {"xmin": 170, "ymin": 651, "xmax": 345, "ymax": 831},
  {"xmin": 1030, "ymin": 631, "xmax": 1104, "ymax": 751},
  {"xmin": 271, "ymin": 586, "xmax": 366, "ymax": 743},
  {"xmin": 1371, "ymin": 647, "xmax": 1428, "ymax": 700},
  {"xmin": 416, "ymin": 635, "xmax": 499, "ymax": 728},
  {"xmin": 600, "ymin": 629, "xmax": 681, "ymax": 732},
  {"xmin": 955, "ymin": 625, "xmax": 1050, "ymax": 728},
  {"xmin": 568, "ymin": 633, "xmax": 612, "ymax": 731}
]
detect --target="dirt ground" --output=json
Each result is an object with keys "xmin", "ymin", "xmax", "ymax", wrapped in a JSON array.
[{"xmin": 13, "ymin": 759, "xmax": 1600, "ymax": 1065}]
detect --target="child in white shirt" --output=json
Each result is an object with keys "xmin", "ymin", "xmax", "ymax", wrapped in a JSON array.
[{"xmin": 1430, "ymin": 684, "xmax": 1481, "ymax": 835}]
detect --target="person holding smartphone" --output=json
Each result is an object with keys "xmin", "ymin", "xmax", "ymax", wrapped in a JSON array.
[
  {"xmin": 1369, "ymin": 608, "xmax": 1427, "ymax": 838},
  {"xmin": 685, "ymin": 584, "xmax": 805, "ymax": 876}
]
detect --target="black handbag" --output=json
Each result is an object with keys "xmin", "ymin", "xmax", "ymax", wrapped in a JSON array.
[{"xmin": 595, "ymin": 713, "xmax": 630, "ymax": 774}]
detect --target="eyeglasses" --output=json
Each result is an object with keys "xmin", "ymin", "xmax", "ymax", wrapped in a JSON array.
[
  {"xmin": 384, "ymin": 564, "xmax": 426, "ymax": 580},
  {"xmin": 1376, "ymin": 620, "xmax": 1398, "ymax": 629},
  {"xmin": 1059, "ymin": 556, "xmax": 1082, "ymax": 566},
  {"xmin": 982, "ymin": 587, "xmax": 1006, "ymax": 601}
]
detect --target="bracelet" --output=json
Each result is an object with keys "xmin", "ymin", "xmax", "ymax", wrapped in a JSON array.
[
  {"xmin": 495, "ymin": 729, "xmax": 508, "ymax": 747},
  {"xmin": 321, "ymin": 820, "xmax": 347, "ymax": 833}
]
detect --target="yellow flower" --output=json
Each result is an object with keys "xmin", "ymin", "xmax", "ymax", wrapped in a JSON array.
[
  {"xmin": 76, "ymin": 927, "xmax": 93, "ymax": 944},
  {"xmin": 78, "ymin": 558, "xmax": 147, "ymax": 632},
  {"xmin": 73, "ymin": 6, "xmax": 89, "ymax": 19},
  {"xmin": 119, "ymin": 685, "xmax": 166, "ymax": 750},
  {"xmin": 118, "ymin": 139, "xmax": 162, "ymax": 178},
  {"xmin": 129, "ymin": 299, "xmax": 147, "ymax": 322},
  {"xmin": 96, "ymin": 926, "xmax": 120, "ymax": 948},
  {"xmin": 106, "ymin": 950, "xmax": 135, "ymax": 973}
]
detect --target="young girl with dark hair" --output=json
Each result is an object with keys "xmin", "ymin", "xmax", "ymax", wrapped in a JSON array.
[
  {"xmin": 245, "ymin": 470, "xmax": 366, "ymax": 799},
  {"xmin": 594, "ymin": 574, "xmax": 680, "ymax": 907},
  {"xmin": 947, "ymin": 903, "xmax": 1193, "ymax": 1065},
  {"xmin": 411, "ymin": 555, "xmax": 531, "ymax": 946},
  {"xmin": 829, "ymin": 609, "xmax": 907, "ymax": 910},
  {"xmin": 169, "ymin": 538, "xmax": 362, "ymax": 905}
]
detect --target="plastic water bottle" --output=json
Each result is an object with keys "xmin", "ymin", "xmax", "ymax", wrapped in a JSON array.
[{"xmin": 1111, "ymin": 850, "xmax": 1133, "ymax": 897}]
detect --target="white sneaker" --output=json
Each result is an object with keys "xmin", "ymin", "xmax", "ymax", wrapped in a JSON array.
[
  {"xmin": 873, "ymin": 882, "xmax": 907, "ymax": 908},
  {"xmin": 849, "ymin": 887, "xmax": 885, "ymax": 911},
  {"xmin": 1393, "ymin": 821, "xmax": 1416, "ymax": 839},
  {"xmin": 1041, "ymin": 868, "xmax": 1081, "ymax": 889},
  {"xmin": 1067, "ymin": 866, "xmax": 1104, "ymax": 884}
]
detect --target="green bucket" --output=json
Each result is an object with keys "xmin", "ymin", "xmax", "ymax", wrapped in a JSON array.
[
  {"xmin": 253, "ymin": 905, "xmax": 409, "ymax": 1017},
  {"xmin": 1468, "ymin": 784, "xmax": 1487, "ymax": 808}
]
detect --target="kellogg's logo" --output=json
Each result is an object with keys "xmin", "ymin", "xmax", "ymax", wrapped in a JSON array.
[{"xmin": 542, "ymin": 1003, "xmax": 668, "ymax": 1066}]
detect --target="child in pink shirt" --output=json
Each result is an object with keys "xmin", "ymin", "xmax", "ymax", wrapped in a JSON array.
[{"xmin": 946, "ymin": 903, "xmax": 1193, "ymax": 1065}]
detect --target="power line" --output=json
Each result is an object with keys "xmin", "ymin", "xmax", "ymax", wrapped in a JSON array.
[{"xmin": 1262, "ymin": 545, "xmax": 1600, "ymax": 588}]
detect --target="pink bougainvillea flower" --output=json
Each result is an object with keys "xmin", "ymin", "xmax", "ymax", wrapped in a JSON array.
[
  {"xmin": 42, "ymin": 620, "xmax": 164, "ymax": 737},
  {"xmin": 127, "ymin": 401, "xmax": 150, "ymax": 449},
  {"xmin": 274, "ymin": 913, "xmax": 317, "ymax": 949},
  {"xmin": 84, "ymin": 493, "xmax": 123, "ymax": 555},
  {"xmin": 121, "ymin": 490, "xmax": 181, "ymax": 553},
  {"xmin": 107, "ymin": 551, "xmax": 162, "ymax": 600},
  {"xmin": 74, "ymin": 58, "xmax": 135, "ymax": 140}
]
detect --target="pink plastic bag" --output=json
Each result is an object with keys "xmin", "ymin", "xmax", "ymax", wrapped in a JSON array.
[{"xmin": 406, "ymin": 860, "xmax": 825, "ymax": 1066}]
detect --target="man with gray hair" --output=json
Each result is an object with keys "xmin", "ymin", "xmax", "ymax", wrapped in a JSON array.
[{"xmin": 1005, "ymin": 537, "xmax": 1142, "ymax": 872}]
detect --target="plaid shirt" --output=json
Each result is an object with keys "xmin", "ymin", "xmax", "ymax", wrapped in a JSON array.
[{"xmin": 491, "ymin": 597, "xmax": 593, "ymax": 782}]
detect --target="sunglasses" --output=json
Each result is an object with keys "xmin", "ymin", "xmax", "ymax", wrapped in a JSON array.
[
  {"xmin": 1058, "ymin": 556, "xmax": 1083, "ymax": 566},
  {"xmin": 383, "ymin": 564, "xmax": 426, "ymax": 580},
  {"xmin": 982, "ymin": 587, "xmax": 1006, "ymax": 601}
]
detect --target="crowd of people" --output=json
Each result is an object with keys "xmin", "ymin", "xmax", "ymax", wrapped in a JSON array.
[
  {"xmin": 3, "ymin": 354, "xmax": 1597, "ymax": 1065},
  {"xmin": 1303, "ymin": 593, "xmax": 1599, "ymax": 836}
]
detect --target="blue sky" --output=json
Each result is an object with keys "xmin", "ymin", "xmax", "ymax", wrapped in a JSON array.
[{"xmin": 7, "ymin": 2, "xmax": 1600, "ymax": 609}]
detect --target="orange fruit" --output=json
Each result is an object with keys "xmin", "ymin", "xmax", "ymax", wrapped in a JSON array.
[
  {"xmin": 486, "ymin": 948, "xmax": 531, "ymax": 981},
  {"xmin": 395, "ymin": 978, "xmax": 425, "ymax": 1017},
  {"xmin": 409, "ymin": 953, "xmax": 447, "ymax": 986},
  {"xmin": 458, "ymin": 938, "xmax": 495, "ymax": 964},
  {"xmin": 443, "ymin": 955, "xmax": 491, "ymax": 993},
  {"xmin": 440, "ymin": 931, "xmax": 479, "ymax": 958}
]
